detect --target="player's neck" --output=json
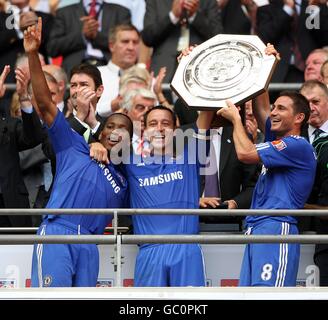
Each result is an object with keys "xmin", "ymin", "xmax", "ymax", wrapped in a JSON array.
[{"xmin": 276, "ymin": 128, "xmax": 301, "ymax": 139}]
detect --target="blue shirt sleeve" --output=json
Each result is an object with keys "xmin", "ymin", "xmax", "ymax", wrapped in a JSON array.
[
  {"xmin": 257, "ymin": 136, "xmax": 314, "ymax": 169},
  {"xmin": 47, "ymin": 110, "xmax": 85, "ymax": 154}
]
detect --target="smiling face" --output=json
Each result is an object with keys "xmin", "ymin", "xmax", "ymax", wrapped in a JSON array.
[
  {"xmin": 99, "ymin": 114, "xmax": 132, "ymax": 151},
  {"xmin": 144, "ymin": 109, "xmax": 175, "ymax": 155},
  {"xmin": 270, "ymin": 96, "xmax": 304, "ymax": 138}
]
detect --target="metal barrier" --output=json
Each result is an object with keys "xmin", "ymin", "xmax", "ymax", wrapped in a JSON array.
[
  {"xmin": 1, "ymin": 208, "xmax": 328, "ymax": 216},
  {"xmin": 0, "ymin": 208, "xmax": 327, "ymax": 286},
  {"xmin": 0, "ymin": 227, "xmax": 128, "ymax": 234},
  {"xmin": 5, "ymin": 83, "xmax": 302, "ymax": 93}
]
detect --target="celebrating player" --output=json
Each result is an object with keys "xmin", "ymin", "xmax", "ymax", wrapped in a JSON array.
[{"xmin": 24, "ymin": 18, "xmax": 131, "ymax": 287}]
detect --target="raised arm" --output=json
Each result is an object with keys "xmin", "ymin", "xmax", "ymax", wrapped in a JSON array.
[
  {"xmin": 217, "ymin": 100, "xmax": 260, "ymax": 164},
  {"xmin": 196, "ymin": 110, "xmax": 215, "ymax": 131},
  {"xmin": 24, "ymin": 17, "xmax": 57, "ymax": 126},
  {"xmin": 252, "ymin": 43, "xmax": 280, "ymax": 133},
  {"xmin": 252, "ymin": 90, "xmax": 271, "ymax": 134}
]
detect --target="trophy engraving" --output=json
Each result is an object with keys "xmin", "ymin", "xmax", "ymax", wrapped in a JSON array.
[{"xmin": 171, "ymin": 34, "xmax": 278, "ymax": 110}]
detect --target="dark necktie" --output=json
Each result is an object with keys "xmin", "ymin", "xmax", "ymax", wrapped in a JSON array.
[{"xmin": 313, "ymin": 128, "xmax": 324, "ymax": 141}]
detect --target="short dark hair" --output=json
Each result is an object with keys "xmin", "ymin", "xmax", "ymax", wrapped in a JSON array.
[
  {"xmin": 70, "ymin": 63, "xmax": 103, "ymax": 89},
  {"xmin": 109, "ymin": 24, "xmax": 140, "ymax": 43},
  {"xmin": 100, "ymin": 112, "xmax": 133, "ymax": 139},
  {"xmin": 279, "ymin": 90, "xmax": 310, "ymax": 127},
  {"xmin": 144, "ymin": 105, "xmax": 177, "ymax": 127}
]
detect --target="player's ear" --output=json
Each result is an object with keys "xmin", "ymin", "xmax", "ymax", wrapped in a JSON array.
[
  {"xmin": 96, "ymin": 84, "xmax": 104, "ymax": 99},
  {"xmin": 295, "ymin": 112, "xmax": 305, "ymax": 125}
]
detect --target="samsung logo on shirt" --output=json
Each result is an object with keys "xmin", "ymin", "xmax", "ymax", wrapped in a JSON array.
[
  {"xmin": 98, "ymin": 163, "xmax": 121, "ymax": 194},
  {"xmin": 139, "ymin": 171, "xmax": 183, "ymax": 187}
]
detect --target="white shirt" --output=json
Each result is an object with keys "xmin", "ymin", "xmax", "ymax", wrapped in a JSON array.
[
  {"xmin": 309, "ymin": 120, "xmax": 328, "ymax": 144},
  {"xmin": 33, "ymin": 0, "xmax": 50, "ymax": 13},
  {"xmin": 283, "ymin": 0, "xmax": 302, "ymax": 16},
  {"xmin": 57, "ymin": 101, "xmax": 65, "ymax": 113},
  {"xmin": 96, "ymin": 60, "xmax": 121, "ymax": 117},
  {"xmin": 106, "ymin": 0, "xmax": 146, "ymax": 31}
]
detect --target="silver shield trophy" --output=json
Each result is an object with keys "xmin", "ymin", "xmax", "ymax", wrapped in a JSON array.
[{"xmin": 170, "ymin": 34, "xmax": 278, "ymax": 110}]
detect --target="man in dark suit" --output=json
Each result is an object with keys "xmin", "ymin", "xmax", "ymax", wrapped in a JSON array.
[
  {"xmin": 256, "ymin": 0, "xmax": 328, "ymax": 83},
  {"xmin": 47, "ymin": 0, "xmax": 131, "ymax": 76},
  {"xmin": 200, "ymin": 126, "xmax": 260, "ymax": 207},
  {"xmin": 300, "ymin": 80, "xmax": 328, "ymax": 286},
  {"xmin": 141, "ymin": 0, "xmax": 223, "ymax": 84},
  {"xmin": 198, "ymin": 118, "xmax": 260, "ymax": 230},
  {"xmin": 178, "ymin": 105, "xmax": 260, "ymax": 230},
  {"xmin": 0, "ymin": 65, "xmax": 43, "ymax": 227},
  {"xmin": 220, "ymin": 0, "xmax": 258, "ymax": 35},
  {"xmin": 0, "ymin": 0, "xmax": 53, "ymax": 114}
]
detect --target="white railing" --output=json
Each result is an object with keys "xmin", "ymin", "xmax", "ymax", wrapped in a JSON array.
[{"xmin": 0, "ymin": 208, "xmax": 327, "ymax": 286}]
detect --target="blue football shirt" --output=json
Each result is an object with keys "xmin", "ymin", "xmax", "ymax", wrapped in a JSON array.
[
  {"xmin": 44, "ymin": 111, "xmax": 128, "ymax": 234},
  {"xmin": 123, "ymin": 128, "xmax": 209, "ymax": 239},
  {"xmin": 247, "ymin": 119, "xmax": 316, "ymax": 225}
]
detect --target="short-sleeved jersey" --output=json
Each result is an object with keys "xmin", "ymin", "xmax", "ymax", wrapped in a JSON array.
[
  {"xmin": 123, "ymin": 128, "xmax": 208, "ymax": 240},
  {"xmin": 44, "ymin": 111, "xmax": 128, "ymax": 234},
  {"xmin": 247, "ymin": 131, "xmax": 317, "ymax": 225}
]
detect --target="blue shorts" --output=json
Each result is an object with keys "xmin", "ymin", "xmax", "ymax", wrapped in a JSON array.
[
  {"xmin": 31, "ymin": 218, "xmax": 99, "ymax": 287},
  {"xmin": 134, "ymin": 244, "xmax": 206, "ymax": 287},
  {"xmin": 239, "ymin": 220, "xmax": 300, "ymax": 287}
]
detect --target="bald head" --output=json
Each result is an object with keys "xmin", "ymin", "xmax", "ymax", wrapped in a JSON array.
[
  {"xmin": 304, "ymin": 49, "xmax": 328, "ymax": 82},
  {"xmin": 42, "ymin": 64, "xmax": 68, "ymax": 102}
]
